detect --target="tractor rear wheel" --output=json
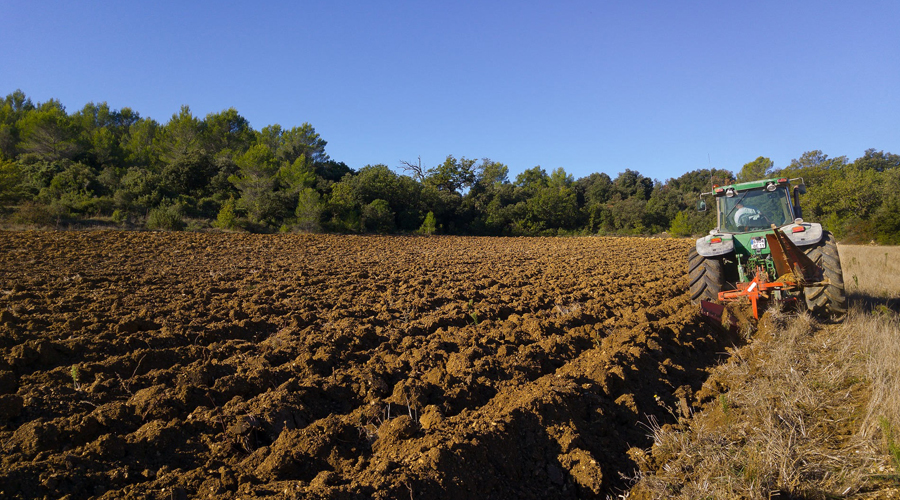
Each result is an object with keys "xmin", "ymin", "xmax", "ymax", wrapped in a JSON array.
[
  {"xmin": 688, "ymin": 247, "xmax": 725, "ymax": 304},
  {"xmin": 803, "ymin": 231, "xmax": 847, "ymax": 321}
]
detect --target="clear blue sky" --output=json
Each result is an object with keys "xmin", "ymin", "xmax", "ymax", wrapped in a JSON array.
[{"xmin": 2, "ymin": 0, "xmax": 898, "ymax": 182}]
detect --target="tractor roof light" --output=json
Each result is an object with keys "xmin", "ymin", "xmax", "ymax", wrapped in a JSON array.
[
  {"xmin": 714, "ymin": 187, "xmax": 724, "ymax": 196},
  {"xmin": 778, "ymin": 178, "xmax": 788, "ymax": 184},
  {"xmin": 766, "ymin": 182, "xmax": 777, "ymax": 191},
  {"xmin": 725, "ymin": 188, "xmax": 735, "ymax": 197}
]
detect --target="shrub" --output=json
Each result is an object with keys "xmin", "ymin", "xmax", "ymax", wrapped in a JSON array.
[
  {"xmin": 295, "ymin": 188, "xmax": 322, "ymax": 233},
  {"xmin": 197, "ymin": 197, "xmax": 221, "ymax": 218},
  {"xmin": 12, "ymin": 201, "xmax": 67, "ymax": 227},
  {"xmin": 213, "ymin": 197, "xmax": 238, "ymax": 230},
  {"xmin": 362, "ymin": 199, "xmax": 394, "ymax": 233},
  {"xmin": 146, "ymin": 205, "xmax": 185, "ymax": 231},
  {"xmin": 111, "ymin": 209, "xmax": 128, "ymax": 226},
  {"xmin": 669, "ymin": 211, "xmax": 692, "ymax": 237},
  {"xmin": 419, "ymin": 211, "xmax": 436, "ymax": 235}
]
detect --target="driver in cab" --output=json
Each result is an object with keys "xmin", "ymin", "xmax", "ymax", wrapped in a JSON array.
[{"xmin": 734, "ymin": 202, "xmax": 761, "ymax": 227}]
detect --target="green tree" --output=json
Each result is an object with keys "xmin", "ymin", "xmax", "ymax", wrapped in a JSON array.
[
  {"xmin": 736, "ymin": 156, "xmax": 774, "ymax": 183},
  {"xmin": 855, "ymin": 149, "xmax": 900, "ymax": 172},
  {"xmin": 605, "ymin": 195, "xmax": 648, "ymax": 234},
  {"xmin": 45, "ymin": 161, "xmax": 97, "ymax": 199},
  {"xmin": 156, "ymin": 106, "xmax": 214, "ymax": 196},
  {"xmin": 315, "ymin": 159, "xmax": 352, "ymax": 183},
  {"xmin": 213, "ymin": 196, "xmax": 239, "ymax": 230},
  {"xmin": 362, "ymin": 199, "xmax": 394, "ymax": 233},
  {"xmin": 515, "ymin": 166, "xmax": 549, "ymax": 195},
  {"xmin": 577, "ymin": 172, "xmax": 613, "ymax": 233},
  {"xmin": 70, "ymin": 101, "xmax": 133, "ymax": 170},
  {"xmin": 18, "ymin": 100, "xmax": 79, "ymax": 162},
  {"xmin": 527, "ymin": 183, "xmax": 578, "ymax": 232},
  {"xmin": 156, "ymin": 106, "xmax": 205, "ymax": 164},
  {"xmin": 229, "ymin": 144, "xmax": 280, "ymax": 224},
  {"xmin": 114, "ymin": 166, "xmax": 163, "ymax": 212},
  {"xmin": 669, "ymin": 210, "xmax": 692, "ymax": 237},
  {"xmin": 121, "ymin": 116, "xmax": 160, "ymax": 168},
  {"xmin": 667, "ymin": 168, "xmax": 734, "ymax": 193},
  {"xmin": 202, "ymin": 108, "xmax": 253, "ymax": 155},
  {"xmin": 613, "ymin": 169, "xmax": 653, "ymax": 200},
  {"xmin": 871, "ymin": 168, "xmax": 900, "ymax": 244},
  {"xmin": 425, "ymin": 155, "xmax": 476, "ymax": 193},
  {"xmin": 465, "ymin": 159, "xmax": 512, "ymax": 234},
  {"xmin": 295, "ymin": 187, "xmax": 323, "ymax": 232},
  {"xmin": 0, "ymin": 158, "xmax": 24, "ymax": 203},
  {"xmin": 339, "ymin": 164, "xmax": 423, "ymax": 231},
  {"xmin": 778, "ymin": 150, "xmax": 848, "ymax": 188},
  {"xmin": 548, "ymin": 167, "xmax": 573, "ymax": 188},
  {"xmin": 324, "ymin": 180, "xmax": 361, "ymax": 232},
  {"xmin": 277, "ymin": 154, "xmax": 316, "ymax": 194},
  {"xmin": 475, "ymin": 159, "xmax": 509, "ymax": 187},
  {"xmin": 258, "ymin": 123, "xmax": 329, "ymax": 166},
  {"xmin": 419, "ymin": 211, "xmax": 437, "ymax": 235},
  {"xmin": 0, "ymin": 90, "xmax": 36, "ymax": 159},
  {"xmin": 517, "ymin": 167, "xmax": 577, "ymax": 232}
]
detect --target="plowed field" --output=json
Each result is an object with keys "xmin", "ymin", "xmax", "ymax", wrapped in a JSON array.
[{"xmin": 0, "ymin": 232, "xmax": 735, "ymax": 499}]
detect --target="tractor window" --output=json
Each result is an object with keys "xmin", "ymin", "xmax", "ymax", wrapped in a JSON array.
[{"xmin": 719, "ymin": 187, "xmax": 792, "ymax": 232}]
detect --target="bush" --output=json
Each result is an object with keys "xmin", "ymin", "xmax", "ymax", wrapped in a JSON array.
[
  {"xmin": 197, "ymin": 197, "xmax": 222, "ymax": 218},
  {"xmin": 362, "ymin": 199, "xmax": 395, "ymax": 233},
  {"xmin": 11, "ymin": 201, "xmax": 67, "ymax": 227},
  {"xmin": 669, "ymin": 211, "xmax": 692, "ymax": 237},
  {"xmin": 146, "ymin": 205, "xmax": 185, "ymax": 231},
  {"xmin": 295, "ymin": 188, "xmax": 322, "ymax": 233},
  {"xmin": 213, "ymin": 197, "xmax": 238, "ymax": 230},
  {"xmin": 111, "ymin": 209, "xmax": 128, "ymax": 226},
  {"xmin": 419, "ymin": 211, "xmax": 436, "ymax": 235}
]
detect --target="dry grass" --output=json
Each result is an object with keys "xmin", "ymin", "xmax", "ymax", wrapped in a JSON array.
[
  {"xmin": 841, "ymin": 245, "xmax": 900, "ymax": 477},
  {"xmin": 628, "ymin": 244, "xmax": 900, "ymax": 499},
  {"xmin": 840, "ymin": 243, "xmax": 900, "ymax": 305}
]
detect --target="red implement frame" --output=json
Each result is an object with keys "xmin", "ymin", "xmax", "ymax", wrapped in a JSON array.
[
  {"xmin": 702, "ymin": 227, "xmax": 823, "ymax": 321},
  {"xmin": 717, "ymin": 270, "xmax": 792, "ymax": 319}
]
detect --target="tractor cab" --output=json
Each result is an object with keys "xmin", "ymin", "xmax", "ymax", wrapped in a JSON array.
[
  {"xmin": 715, "ymin": 180, "xmax": 795, "ymax": 233},
  {"xmin": 696, "ymin": 178, "xmax": 819, "ymax": 260}
]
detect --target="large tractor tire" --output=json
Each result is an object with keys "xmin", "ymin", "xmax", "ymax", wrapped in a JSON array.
[
  {"xmin": 688, "ymin": 247, "xmax": 725, "ymax": 304},
  {"xmin": 802, "ymin": 231, "xmax": 847, "ymax": 321}
]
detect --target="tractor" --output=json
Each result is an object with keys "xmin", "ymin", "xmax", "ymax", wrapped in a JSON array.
[{"xmin": 688, "ymin": 177, "xmax": 847, "ymax": 325}]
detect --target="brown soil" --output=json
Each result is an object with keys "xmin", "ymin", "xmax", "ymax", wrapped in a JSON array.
[{"xmin": 0, "ymin": 232, "xmax": 737, "ymax": 499}]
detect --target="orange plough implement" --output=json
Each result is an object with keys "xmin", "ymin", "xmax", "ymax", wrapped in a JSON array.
[{"xmin": 701, "ymin": 227, "xmax": 826, "ymax": 325}]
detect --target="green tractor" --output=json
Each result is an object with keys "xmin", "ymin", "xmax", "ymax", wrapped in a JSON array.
[{"xmin": 689, "ymin": 177, "xmax": 847, "ymax": 323}]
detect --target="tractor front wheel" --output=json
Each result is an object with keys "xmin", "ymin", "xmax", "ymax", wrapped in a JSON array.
[
  {"xmin": 803, "ymin": 231, "xmax": 847, "ymax": 321},
  {"xmin": 688, "ymin": 247, "xmax": 725, "ymax": 304}
]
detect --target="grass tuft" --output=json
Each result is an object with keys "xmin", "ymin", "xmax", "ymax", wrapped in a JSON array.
[{"xmin": 879, "ymin": 417, "xmax": 900, "ymax": 476}]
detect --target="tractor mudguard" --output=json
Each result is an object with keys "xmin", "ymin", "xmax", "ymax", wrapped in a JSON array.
[
  {"xmin": 779, "ymin": 221, "xmax": 823, "ymax": 247},
  {"xmin": 695, "ymin": 233, "xmax": 734, "ymax": 257}
]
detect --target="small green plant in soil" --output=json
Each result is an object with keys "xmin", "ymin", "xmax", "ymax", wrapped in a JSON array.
[{"xmin": 71, "ymin": 365, "xmax": 81, "ymax": 391}]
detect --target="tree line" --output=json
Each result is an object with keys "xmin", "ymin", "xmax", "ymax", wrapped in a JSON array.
[{"xmin": 1, "ymin": 90, "xmax": 898, "ymax": 243}]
